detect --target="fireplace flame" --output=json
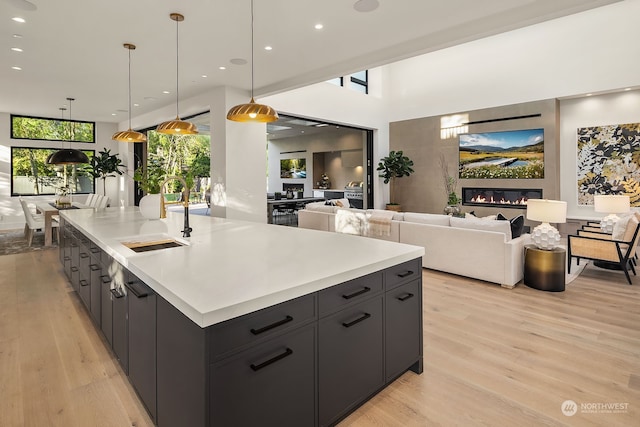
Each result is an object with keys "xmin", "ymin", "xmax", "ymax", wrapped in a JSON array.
[{"xmin": 470, "ymin": 195, "xmax": 528, "ymax": 205}]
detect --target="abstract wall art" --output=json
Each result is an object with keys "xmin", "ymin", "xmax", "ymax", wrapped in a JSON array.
[{"xmin": 577, "ymin": 122, "xmax": 640, "ymax": 206}]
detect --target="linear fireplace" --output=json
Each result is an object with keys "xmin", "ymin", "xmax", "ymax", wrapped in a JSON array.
[{"xmin": 462, "ymin": 187, "xmax": 543, "ymax": 209}]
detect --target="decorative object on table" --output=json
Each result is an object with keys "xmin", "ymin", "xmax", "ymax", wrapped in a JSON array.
[
  {"xmin": 286, "ymin": 189, "xmax": 294, "ymax": 199},
  {"xmin": 139, "ymin": 193, "xmax": 163, "ymax": 220},
  {"xmin": 112, "ymin": 43, "xmax": 147, "ymax": 143},
  {"xmin": 55, "ymin": 185, "xmax": 71, "ymax": 208},
  {"xmin": 226, "ymin": 0, "xmax": 279, "ymax": 123},
  {"xmin": 274, "ymin": 191, "xmax": 282, "ymax": 200},
  {"xmin": 577, "ymin": 122, "xmax": 640, "ymax": 206},
  {"xmin": 156, "ymin": 13, "xmax": 198, "ymax": 134},
  {"xmin": 297, "ymin": 191, "xmax": 304, "ymax": 199},
  {"xmin": 593, "ymin": 194, "xmax": 630, "ymax": 233},
  {"xmin": 88, "ymin": 148, "xmax": 125, "ymax": 196},
  {"xmin": 526, "ymin": 199, "xmax": 567, "ymax": 250},
  {"xmin": 377, "ymin": 150, "xmax": 414, "ymax": 211},
  {"xmin": 319, "ymin": 173, "xmax": 331, "ymax": 189},
  {"xmin": 439, "ymin": 154, "xmax": 460, "ymax": 215},
  {"xmin": 134, "ymin": 157, "xmax": 166, "ymax": 220}
]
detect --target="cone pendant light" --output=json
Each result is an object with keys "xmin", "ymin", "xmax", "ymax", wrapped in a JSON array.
[
  {"xmin": 47, "ymin": 98, "xmax": 89, "ymax": 165},
  {"xmin": 113, "ymin": 43, "xmax": 147, "ymax": 142},
  {"xmin": 156, "ymin": 13, "xmax": 198, "ymax": 135},
  {"xmin": 226, "ymin": 0, "xmax": 278, "ymax": 123}
]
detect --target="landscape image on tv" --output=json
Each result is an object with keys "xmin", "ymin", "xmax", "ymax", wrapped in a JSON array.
[
  {"xmin": 458, "ymin": 128, "xmax": 544, "ymax": 179},
  {"xmin": 280, "ymin": 158, "xmax": 307, "ymax": 179}
]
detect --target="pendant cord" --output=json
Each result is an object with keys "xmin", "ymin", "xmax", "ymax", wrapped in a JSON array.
[
  {"xmin": 250, "ymin": 0, "xmax": 254, "ymax": 99},
  {"xmin": 175, "ymin": 17, "xmax": 180, "ymax": 118},
  {"xmin": 128, "ymin": 47, "xmax": 132, "ymax": 129}
]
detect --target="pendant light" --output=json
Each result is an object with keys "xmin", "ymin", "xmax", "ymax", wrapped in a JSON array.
[
  {"xmin": 156, "ymin": 13, "xmax": 198, "ymax": 135},
  {"xmin": 113, "ymin": 43, "xmax": 147, "ymax": 142},
  {"xmin": 226, "ymin": 0, "xmax": 279, "ymax": 123},
  {"xmin": 47, "ymin": 98, "xmax": 90, "ymax": 165}
]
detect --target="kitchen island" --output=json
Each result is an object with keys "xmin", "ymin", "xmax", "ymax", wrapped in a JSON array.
[{"xmin": 59, "ymin": 207, "xmax": 424, "ymax": 427}]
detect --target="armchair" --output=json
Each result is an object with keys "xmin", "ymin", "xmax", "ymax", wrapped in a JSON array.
[{"xmin": 568, "ymin": 214, "xmax": 640, "ymax": 284}]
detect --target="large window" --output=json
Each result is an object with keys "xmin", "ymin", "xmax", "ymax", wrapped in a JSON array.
[
  {"xmin": 11, "ymin": 114, "xmax": 95, "ymax": 143},
  {"xmin": 326, "ymin": 70, "xmax": 368, "ymax": 94},
  {"xmin": 11, "ymin": 147, "xmax": 95, "ymax": 196}
]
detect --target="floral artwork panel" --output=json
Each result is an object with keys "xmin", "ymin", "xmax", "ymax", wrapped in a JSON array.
[{"xmin": 577, "ymin": 123, "xmax": 640, "ymax": 206}]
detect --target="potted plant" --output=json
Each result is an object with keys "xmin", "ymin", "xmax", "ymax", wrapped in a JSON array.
[
  {"xmin": 439, "ymin": 154, "xmax": 461, "ymax": 216},
  {"xmin": 377, "ymin": 150, "xmax": 414, "ymax": 211},
  {"xmin": 88, "ymin": 148, "xmax": 125, "ymax": 196},
  {"xmin": 133, "ymin": 157, "xmax": 166, "ymax": 219}
]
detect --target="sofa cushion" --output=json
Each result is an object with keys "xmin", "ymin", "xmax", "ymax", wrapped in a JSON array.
[
  {"xmin": 403, "ymin": 212, "xmax": 450, "ymax": 226},
  {"xmin": 325, "ymin": 198, "xmax": 350, "ymax": 208},
  {"xmin": 366, "ymin": 209, "xmax": 404, "ymax": 221},
  {"xmin": 305, "ymin": 202, "xmax": 336, "ymax": 213},
  {"xmin": 450, "ymin": 216, "xmax": 512, "ymax": 240},
  {"xmin": 497, "ymin": 213, "xmax": 525, "ymax": 238},
  {"xmin": 612, "ymin": 213, "xmax": 640, "ymax": 241},
  {"xmin": 465, "ymin": 212, "xmax": 497, "ymax": 220}
]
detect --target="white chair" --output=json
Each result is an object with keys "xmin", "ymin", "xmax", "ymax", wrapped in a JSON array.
[
  {"xmin": 20, "ymin": 199, "xmax": 57, "ymax": 246},
  {"xmin": 96, "ymin": 196, "xmax": 110, "ymax": 209},
  {"xmin": 85, "ymin": 193, "xmax": 97, "ymax": 207}
]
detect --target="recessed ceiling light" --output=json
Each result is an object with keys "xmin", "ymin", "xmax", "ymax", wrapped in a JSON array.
[
  {"xmin": 201, "ymin": 74, "xmax": 208, "ymax": 78},
  {"xmin": 230, "ymin": 58, "xmax": 247, "ymax": 65},
  {"xmin": 11, "ymin": 47, "xmax": 23, "ymax": 52},
  {"xmin": 264, "ymin": 46, "xmax": 273, "ymax": 51},
  {"xmin": 133, "ymin": 103, "xmax": 140, "ymax": 107},
  {"xmin": 162, "ymin": 90, "xmax": 170, "ymax": 94},
  {"xmin": 315, "ymin": 23, "xmax": 323, "ymax": 30},
  {"xmin": 624, "ymin": 88, "xmax": 631, "ymax": 91},
  {"xmin": 111, "ymin": 113, "xmax": 117, "ymax": 116},
  {"xmin": 353, "ymin": 0, "xmax": 379, "ymax": 13},
  {"xmin": 218, "ymin": 66, "xmax": 226, "ymax": 70},
  {"xmin": 586, "ymin": 93, "xmax": 593, "ymax": 97},
  {"xmin": 11, "ymin": 66, "xmax": 22, "ymax": 70},
  {"xmin": 144, "ymin": 96, "xmax": 157, "ymax": 101},
  {"xmin": 7, "ymin": 0, "xmax": 37, "ymax": 12},
  {"xmin": 12, "ymin": 17, "xmax": 26, "ymax": 23},
  {"xmin": 12, "ymin": 34, "xmax": 23, "ymax": 38}
]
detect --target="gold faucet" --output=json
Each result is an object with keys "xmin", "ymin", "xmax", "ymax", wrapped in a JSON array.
[{"xmin": 160, "ymin": 175, "xmax": 192, "ymax": 237}]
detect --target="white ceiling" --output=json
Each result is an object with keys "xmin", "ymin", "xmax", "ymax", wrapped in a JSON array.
[{"xmin": 0, "ymin": 0, "xmax": 620, "ymax": 123}]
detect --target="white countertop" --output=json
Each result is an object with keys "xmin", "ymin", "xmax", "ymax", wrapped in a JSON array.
[{"xmin": 61, "ymin": 207, "xmax": 424, "ymax": 328}]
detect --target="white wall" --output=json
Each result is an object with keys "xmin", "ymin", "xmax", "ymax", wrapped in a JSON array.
[
  {"xmin": 560, "ymin": 90, "xmax": 640, "ymax": 219},
  {"xmin": 386, "ymin": 0, "xmax": 639, "ymax": 122},
  {"xmin": 0, "ymin": 113, "xmax": 119, "ymax": 230}
]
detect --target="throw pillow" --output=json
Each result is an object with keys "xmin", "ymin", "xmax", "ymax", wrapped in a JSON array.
[
  {"xmin": 496, "ymin": 213, "xmax": 525, "ymax": 238},
  {"xmin": 612, "ymin": 214, "xmax": 632, "ymax": 240}
]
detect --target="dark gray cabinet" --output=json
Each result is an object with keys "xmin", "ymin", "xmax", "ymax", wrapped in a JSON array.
[
  {"xmin": 59, "ymin": 224, "xmax": 423, "ymax": 427},
  {"xmin": 126, "ymin": 274, "xmax": 157, "ymax": 422},
  {"xmin": 319, "ymin": 295, "xmax": 384, "ymax": 426}
]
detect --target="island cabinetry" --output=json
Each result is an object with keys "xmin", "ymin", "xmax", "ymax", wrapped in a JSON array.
[
  {"xmin": 100, "ymin": 271, "xmax": 113, "ymax": 346},
  {"xmin": 318, "ymin": 272, "xmax": 385, "ymax": 426},
  {"xmin": 88, "ymin": 248, "xmax": 102, "ymax": 326},
  {"xmin": 126, "ymin": 273, "xmax": 157, "ymax": 422},
  {"xmin": 111, "ymin": 269, "xmax": 128, "ymax": 374},
  {"xmin": 385, "ymin": 279, "xmax": 422, "ymax": 381}
]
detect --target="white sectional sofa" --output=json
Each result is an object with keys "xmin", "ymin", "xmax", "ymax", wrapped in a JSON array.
[{"xmin": 298, "ymin": 203, "xmax": 530, "ymax": 288}]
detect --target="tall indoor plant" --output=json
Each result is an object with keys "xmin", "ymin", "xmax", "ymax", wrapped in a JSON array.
[
  {"xmin": 377, "ymin": 150, "xmax": 414, "ymax": 211},
  {"xmin": 89, "ymin": 148, "xmax": 125, "ymax": 196}
]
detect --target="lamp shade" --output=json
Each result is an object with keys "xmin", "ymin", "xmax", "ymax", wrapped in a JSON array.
[
  {"xmin": 156, "ymin": 117, "xmax": 198, "ymax": 135},
  {"xmin": 593, "ymin": 195, "xmax": 630, "ymax": 214},
  {"xmin": 47, "ymin": 148, "xmax": 89, "ymax": 165},
  {"xmin": 526, "ymin": 199, "xmax": 567, "ymax": 223},
  {"xmin": 226, "ymin": 97, "xmax": 279, "ymax": 123}
]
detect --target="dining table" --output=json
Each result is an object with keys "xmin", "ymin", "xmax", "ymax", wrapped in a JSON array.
[{"xmin": 35, "ymin": 201, "xmax": 79, "ymax": 246}]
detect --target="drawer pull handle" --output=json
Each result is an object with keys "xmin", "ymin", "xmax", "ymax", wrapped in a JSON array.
[
  {"xmin": 125, "ymin": 281, "xmax": 150, "ymax": 298},
  {"xmin": 250, "ymin": 315, "xmax": 293, "ymax": 335},
  {"xmin": 90, "ymin": 264, "xmax": 101, "ymax": 272},
  {"xmin": 342, "ymin": 286, "xmax": 370, "ymax": 300},
  {"xmin": 250, "ymin": 348, "xmax": 293, "ymax": 371},
  {"xmin": 80, "ymin": 253, "xmax": 89, "ymax": 259},
  {"xmin": 64, "ymin": 256, "xmax": 71, "ymax": 261},
  {"xmin": 342, "ymin": 312, "xmax": 371, "ymax": 328},
  {"xmin": 71, "ymin": 266, "xmax": 78, "ymax": 272},
  {"xmin": 101, "ymin": 275, "xmax": 111, "ymax": 284},
  {"xmin": 397, "ymin": 292, "xmax": 414, "ymax": 302},
  {"xmin": 79, "ymin": 279, "xmax": 89, "ymax": 287},
  {"xmin": 90, "ymin": 247, "xmax": 100, "ymax": 254},
  {"xmin": 397, "ymin": 270, "xmax": 414, "ymax": 278},
  {"xmin": 110, "ymin": 288, "xmax": 125, "ymax": 299}
]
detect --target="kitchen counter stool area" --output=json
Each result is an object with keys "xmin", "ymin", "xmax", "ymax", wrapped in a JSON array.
[{"xmin": 58, "ymin": 216, "xmax": 423, "ymax": 427}]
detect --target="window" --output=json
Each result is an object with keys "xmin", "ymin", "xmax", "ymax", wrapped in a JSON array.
[
  {"xmin": 325, "ymin": 70, "xmax": 368, "ymax": 94},
  {"xmin": 11, "ymin": 147, "xmax": 95, "ymax": 196},
  {"xmin": 11, "ymin": 114, "xmax": 95, "ymax": 143}
]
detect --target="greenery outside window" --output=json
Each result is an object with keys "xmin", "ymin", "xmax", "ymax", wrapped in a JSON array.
[
  {"xmin": 11, "ymin": 147, "xmax": 95, "ymax": 196},
  {"xmin": 11, "ymin": 114, "xmax": 95, "ymax": 143}
]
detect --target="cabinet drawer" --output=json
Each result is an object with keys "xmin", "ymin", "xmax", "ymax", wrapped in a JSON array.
[
  {"xmin": 210, "ymin": 325, "xmax": 316, "ymax": 427},
  {"xmin": 209, "ymin": 294, "xmax": 316, "ymax": 360},
  {"xmin": 384, "ymin": 258, "xmax": 421, "ymax": 290},
  {"xmin": 318, "ymin": 271, "xmax": 382, "ymax": 316},
  {"xmin": 385, "ymin": 279, "xmax": 422, "ymax": 381}
]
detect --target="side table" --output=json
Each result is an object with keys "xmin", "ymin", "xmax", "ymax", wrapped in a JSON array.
[{"xmin": 524, "ymin": 245, "xmax": 566, "ymax": 292}]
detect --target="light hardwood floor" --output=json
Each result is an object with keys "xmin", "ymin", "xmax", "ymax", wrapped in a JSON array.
[{"xmin": 1, "ymin": 249, "xmax": 638, "ymax": 426}]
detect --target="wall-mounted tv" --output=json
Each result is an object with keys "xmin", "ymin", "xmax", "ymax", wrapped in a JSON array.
[
  {"xmin": 458, "ymin": 128, "xmax": 544, "ymax": 179},
  {"xmin": 280, "ymin": 158, "xmax": 307, "ymax": 179}
]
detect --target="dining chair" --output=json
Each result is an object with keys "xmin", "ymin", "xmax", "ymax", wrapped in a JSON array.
[{"xmin": 20, "ymin": 198, "xmax": 58, "ymax": 246}]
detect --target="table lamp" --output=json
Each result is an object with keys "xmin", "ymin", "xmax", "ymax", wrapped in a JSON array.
[
  {"xmin": 593, "ymin": 194, "xmax": 630, "ymax": 233},
  {"xmin": 526, "ymin": 199, "xmax": 567, "ymax": 250}
]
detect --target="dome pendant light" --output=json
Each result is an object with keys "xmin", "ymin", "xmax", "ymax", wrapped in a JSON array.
[
  {"xmin": 48, "ymin": 98, "xmax": 90, "ymax": 165},
  {"xmin": 226, "ymin": 0, "xmax": 279, "ymax": 123},
  {"xmin": 113, "ymin": 43, "xmax": 147, "ymax": 143},
  {"xmin": 156, "ymin": 13, "xmax": 198, "ymax": 135}
]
